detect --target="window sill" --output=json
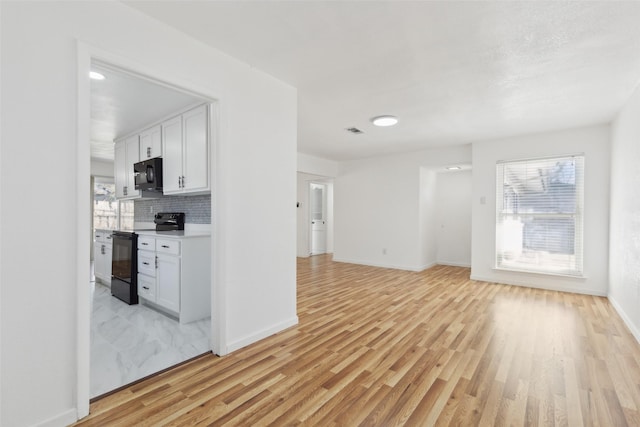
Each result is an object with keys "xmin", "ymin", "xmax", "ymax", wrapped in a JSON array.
[{"xmin": 493, "ymin": 266, "xmax": 587, "ymax": 280}]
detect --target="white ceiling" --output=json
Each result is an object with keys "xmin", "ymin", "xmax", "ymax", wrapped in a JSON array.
[
  {"xmin": 123, "ymin": 1, "xmax": 640, "ymax": 161},
  {"xmin": 90, "ymin": 64, "xmax": 203, "ymax": 160}
]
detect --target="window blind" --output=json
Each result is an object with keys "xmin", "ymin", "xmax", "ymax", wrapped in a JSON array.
[{"xmin": 496, "ymin": 155, "xmax": 584, "ymax": 276}]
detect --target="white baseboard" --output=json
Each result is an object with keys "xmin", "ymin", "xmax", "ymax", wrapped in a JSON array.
[
  {"xmin": 608, "ymin": 296, "xmax": 640, "ymax": 345},
  {"xmin": 332, "ymin": 257, "xmax": 431, "ymax": 272},
  {"xmin": 225, "ymin": 316, "xmax": 299, "ymax": 354},
  {"xmin": 33, "ymin": 408, "xmax": 77, "ymax": 427},
  {"xmin": 469, "ymin": 274, "xmax": 607, "ymax": 297},
  {"xmin": 437, "ymin": 261, "xmax": 472, "ymax": 268}
]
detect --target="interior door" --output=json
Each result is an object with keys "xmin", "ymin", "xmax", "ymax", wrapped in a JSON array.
[{"xmin": 310, "ymin": 183, "xmax": 327, "ymax": 255}]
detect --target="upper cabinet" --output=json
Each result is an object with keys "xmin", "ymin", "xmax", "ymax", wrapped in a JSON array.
[
  {"xmin": 114, "ymin": 103, "xmax": 210, "ymax": 199},
  {"xmin": 114, "ymin": 135, "xmax": 141, "ymax": 199},
  {"xmin": 163, "ymin": 104, "xmax": 210, "ymax": 195},
  {"xmin": 139, "ymin": 125, "xmax": 162, "ymax": 160}
]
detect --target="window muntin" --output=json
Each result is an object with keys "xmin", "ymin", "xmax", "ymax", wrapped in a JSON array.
[{"xmin": 496, "ymin": 155, "xmax": 584, "ymax": 276}]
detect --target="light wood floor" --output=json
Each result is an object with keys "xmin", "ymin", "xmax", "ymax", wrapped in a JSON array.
[{"xmin": 75, "ymin": 255, "xmax": 640, "ymax": 426}]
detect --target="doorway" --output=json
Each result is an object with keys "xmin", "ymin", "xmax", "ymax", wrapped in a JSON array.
[
  {"xmin": 78, "ymin": 44, "xmax": 221, "ymax": 415},
  {"xmin": 310, "ymin": 183, "xmax": 327, "ymax": 255}
]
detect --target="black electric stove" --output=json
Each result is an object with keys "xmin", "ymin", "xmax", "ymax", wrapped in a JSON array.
[{"xmin": 111, "ymin": 212, "xmax": 185, "ymax": 304}]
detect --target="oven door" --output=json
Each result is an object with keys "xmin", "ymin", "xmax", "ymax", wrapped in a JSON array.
[{"xmin": 111, "ymin": 231, "xmax": 138, "ymax": 304}]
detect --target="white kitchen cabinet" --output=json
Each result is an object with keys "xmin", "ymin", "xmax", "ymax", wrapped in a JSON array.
[
  {"xmin": 114, "ymin": 135, "xmax": 141, "ymax": 199},
  {"xmin": 94, "ymin": 230, "xmax": 113, "ymax": 284},
  {"xmin": 137, "ymin": 273, "xmax": 156, "ymax": 301},
  {"xmin": 136, "ymin": 233, "xmax": 210, "ymax": 323},
  {"xmin": 162, "ymin": 104, "xmax": 210, "ymax": 195},
  {"xmin": 156, "ymin": 254, "xmax": 180, "ymax": 313},
  {"xmin": 139, "ymin": 125, "xmax": 162, "ymax": 160}
]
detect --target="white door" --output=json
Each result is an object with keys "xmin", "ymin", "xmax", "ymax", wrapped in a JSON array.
[{"xmin": 310, "ymin": 183, "xmax": 327, "ymax": 255}]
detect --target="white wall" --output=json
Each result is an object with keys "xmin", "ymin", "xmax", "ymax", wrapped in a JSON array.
[
  {"xmin": 334, "ymin": 145, "xmax": 471, "ymax": 271},
  {"xmin": 436, "ymin": 169, "xmax": 472, "ymax": 267},
  {"xmin": 419, "ymin": 168, "xmax": 437, "ymax": 269},
  {"xmin": 471, "ymin": 125, "xmax": 611, "ymax": 295},
  {"xmin": 1, "ymin": 2, "xmax": 296, "ymax": 426},
  {"xmin": 298, "ymin": 152, "xmax": 339, "ymax": 177},
  {"xmin": 609, "ymin": 82, "xmax": 640, "ymax": 343}
]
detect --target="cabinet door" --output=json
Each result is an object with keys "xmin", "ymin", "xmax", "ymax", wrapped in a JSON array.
[
  {"xmin": 182, "ymin": 104, "xmax": 209, "ymax": 193},
  {"xmin": 114, "ymin": 141, "xmax": 127, "ymax": 199},
  {"xmin": 156, "ymin": 254, "xmax": 180, "ymax": 313},
  {"xmin": 139, "ymin": 125, "xmax": 162, "ymax": 160},
  {"xmin": 104, "ymin": 243, "xmax": 113, "ymax": 282},
  {"xmin": 162, "ymin": 116, "xmax": 183, "ymax": 194},
  {"xmin": 125, "ymin": 136, "xmax": 140, "ymax": 198},
  {"xmin": 94, "ymin": 242, "xmax": 105, "ymax": 281}
]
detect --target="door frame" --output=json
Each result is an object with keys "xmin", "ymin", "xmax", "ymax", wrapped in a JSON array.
[
  {"xmin": 76, "ymin": 42, "xmax": 224, "ymax": 418},
  {"xmin": 309, "ymin": 182, "xmax": 327, "ymax": 255}
]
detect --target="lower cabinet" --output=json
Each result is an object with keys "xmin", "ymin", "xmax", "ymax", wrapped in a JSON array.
[
  {"xmin": 156, "ymin": 254, "xmax": 180, "ymax": 313},
  {"xmin": 137, "ymin": 234, "xmax": 210, "ymax": 323},
  {"xmin": 94, "ymin": 230, "xmax": 113, "ymax": 284}
]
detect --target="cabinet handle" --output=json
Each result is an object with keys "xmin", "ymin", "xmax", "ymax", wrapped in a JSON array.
[
  {"xmin": 155, "ymin": 256, "xmax": 158, "ymax": 268},
  {"xmin": 143, "ymin": 262, "xmax": 149, "ymax": 266},
  {"xmin": 141, "ymin": 242, "xmax": 148, "ymax": 246},
  {"xmin": 123, "ymin": 186, "xmax": 128, "ymax": 196},
  {"xmin": 146, "ymin": 147, "xmax": 151, "ymax": 157},
  {"xmin": 143, "ymin": 286, "xmax": 149, "ymax": 290},
  {"xmin": 161, "ymin": 245, "xmax": 170, "ymax": 249},
  {"xmin": 178, "ymin": 176, "xmax": 182, "ymax": 188},
  {"xmin": 101, "ymin": 244, "xmax": 105, "ymax": 255},
  {"xmin": 182, "ymin": 175, "xmax": 186, "ymax": 188}
]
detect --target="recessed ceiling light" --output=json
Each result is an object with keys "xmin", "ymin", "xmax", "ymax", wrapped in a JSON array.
[
  {"xmin": 446, "ymin": 166, "xmax": 462, "ymax": 171},
  {"xmin": 89, "ymin": 71, "xmax": 106, "ymax": 80},
  {"xmin": 371, "ymin": 115, "xmax": 398, "ymax": 127}
]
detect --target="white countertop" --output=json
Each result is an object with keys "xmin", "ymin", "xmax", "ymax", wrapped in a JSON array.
[{"xmin": 134, "ymin": 229, "xmax": 211, "ymax": 239}]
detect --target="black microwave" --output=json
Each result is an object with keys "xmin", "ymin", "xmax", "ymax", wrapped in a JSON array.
[{"xmin": 134, "ymin": 157, "xmax": 163, "ymax": 192}]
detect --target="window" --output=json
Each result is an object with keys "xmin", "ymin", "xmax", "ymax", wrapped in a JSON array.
[
  {"xmin": 496, "ymin": 155, "xmax": 584, "ymax": 276},
  {"xmin": 93, "ymin": 179, "xmax": 134, "ymax": 230}
]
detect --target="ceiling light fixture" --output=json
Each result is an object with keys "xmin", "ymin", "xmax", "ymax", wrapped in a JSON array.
[
  {"xmin": 446, "ymin": 166, "xmax": 462, "ymax": 171},
  {"xmin": 89, "ymin": 71, "xmax": 106, "ymax": 80},
  {"xmin": 371, "ymin": 115, "xmax": 398, "ymax": 127}
]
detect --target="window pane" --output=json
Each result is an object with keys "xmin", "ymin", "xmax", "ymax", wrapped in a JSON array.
[
  {"xmin": 496, "ymin": 155, "xmax": 584, "ymax": 276},
  {"xmin": 94, "ymin": 182, "xmax": 118, "ymax": 230}
]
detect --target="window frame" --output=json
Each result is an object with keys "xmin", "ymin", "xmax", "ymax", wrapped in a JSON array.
[{"xmin": 495, "ymin": 154, "xmax": 585, "ymax": 277}]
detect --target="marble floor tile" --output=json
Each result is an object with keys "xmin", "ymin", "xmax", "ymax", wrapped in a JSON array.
[{"xmin": 90, "ymin": 281, "xmax": 211, "ymax": 398}]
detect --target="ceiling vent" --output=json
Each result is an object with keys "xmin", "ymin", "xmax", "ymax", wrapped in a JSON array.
[{"xmin": 346, "ymin": 127, "xmax": 363, "ymax": 134}]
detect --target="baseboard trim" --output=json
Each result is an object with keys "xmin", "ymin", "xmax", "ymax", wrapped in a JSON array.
[
  {"xmin": 34, "ymin": 408, "xmax": 77, "ymax": 427},
  {"xmin": 469, "ymin": 274, "xmax": 607, "ymax": 297},
  {"xmin": 608, "ymin": 296, "xmax": 640, "ymax": 345},
  {"xmin": 436, "ymin": 261, "xmax": 472, "ymax": 268},
  {"xmin": 332, "ymin": 257, "xmax": 431, "ymax": 272},
  {"xmin": 225, "ymin": 316, "xmax": 299, "ymax": 354}
]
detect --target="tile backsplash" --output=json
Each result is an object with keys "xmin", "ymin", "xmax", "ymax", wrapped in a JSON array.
[{"xmin": 134, "ymin": 194, "xmax": 211, "ymax": 224}]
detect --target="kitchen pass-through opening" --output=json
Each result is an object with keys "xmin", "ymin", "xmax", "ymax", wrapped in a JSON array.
[{"xmin": 84, "ymin": 55, "xmax": 219, "ymax": 403}]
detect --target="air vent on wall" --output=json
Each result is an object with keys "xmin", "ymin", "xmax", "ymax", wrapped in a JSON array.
[{"xmin": 346, "ymin": 127, "xmax": 363, "ymax": 134}]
